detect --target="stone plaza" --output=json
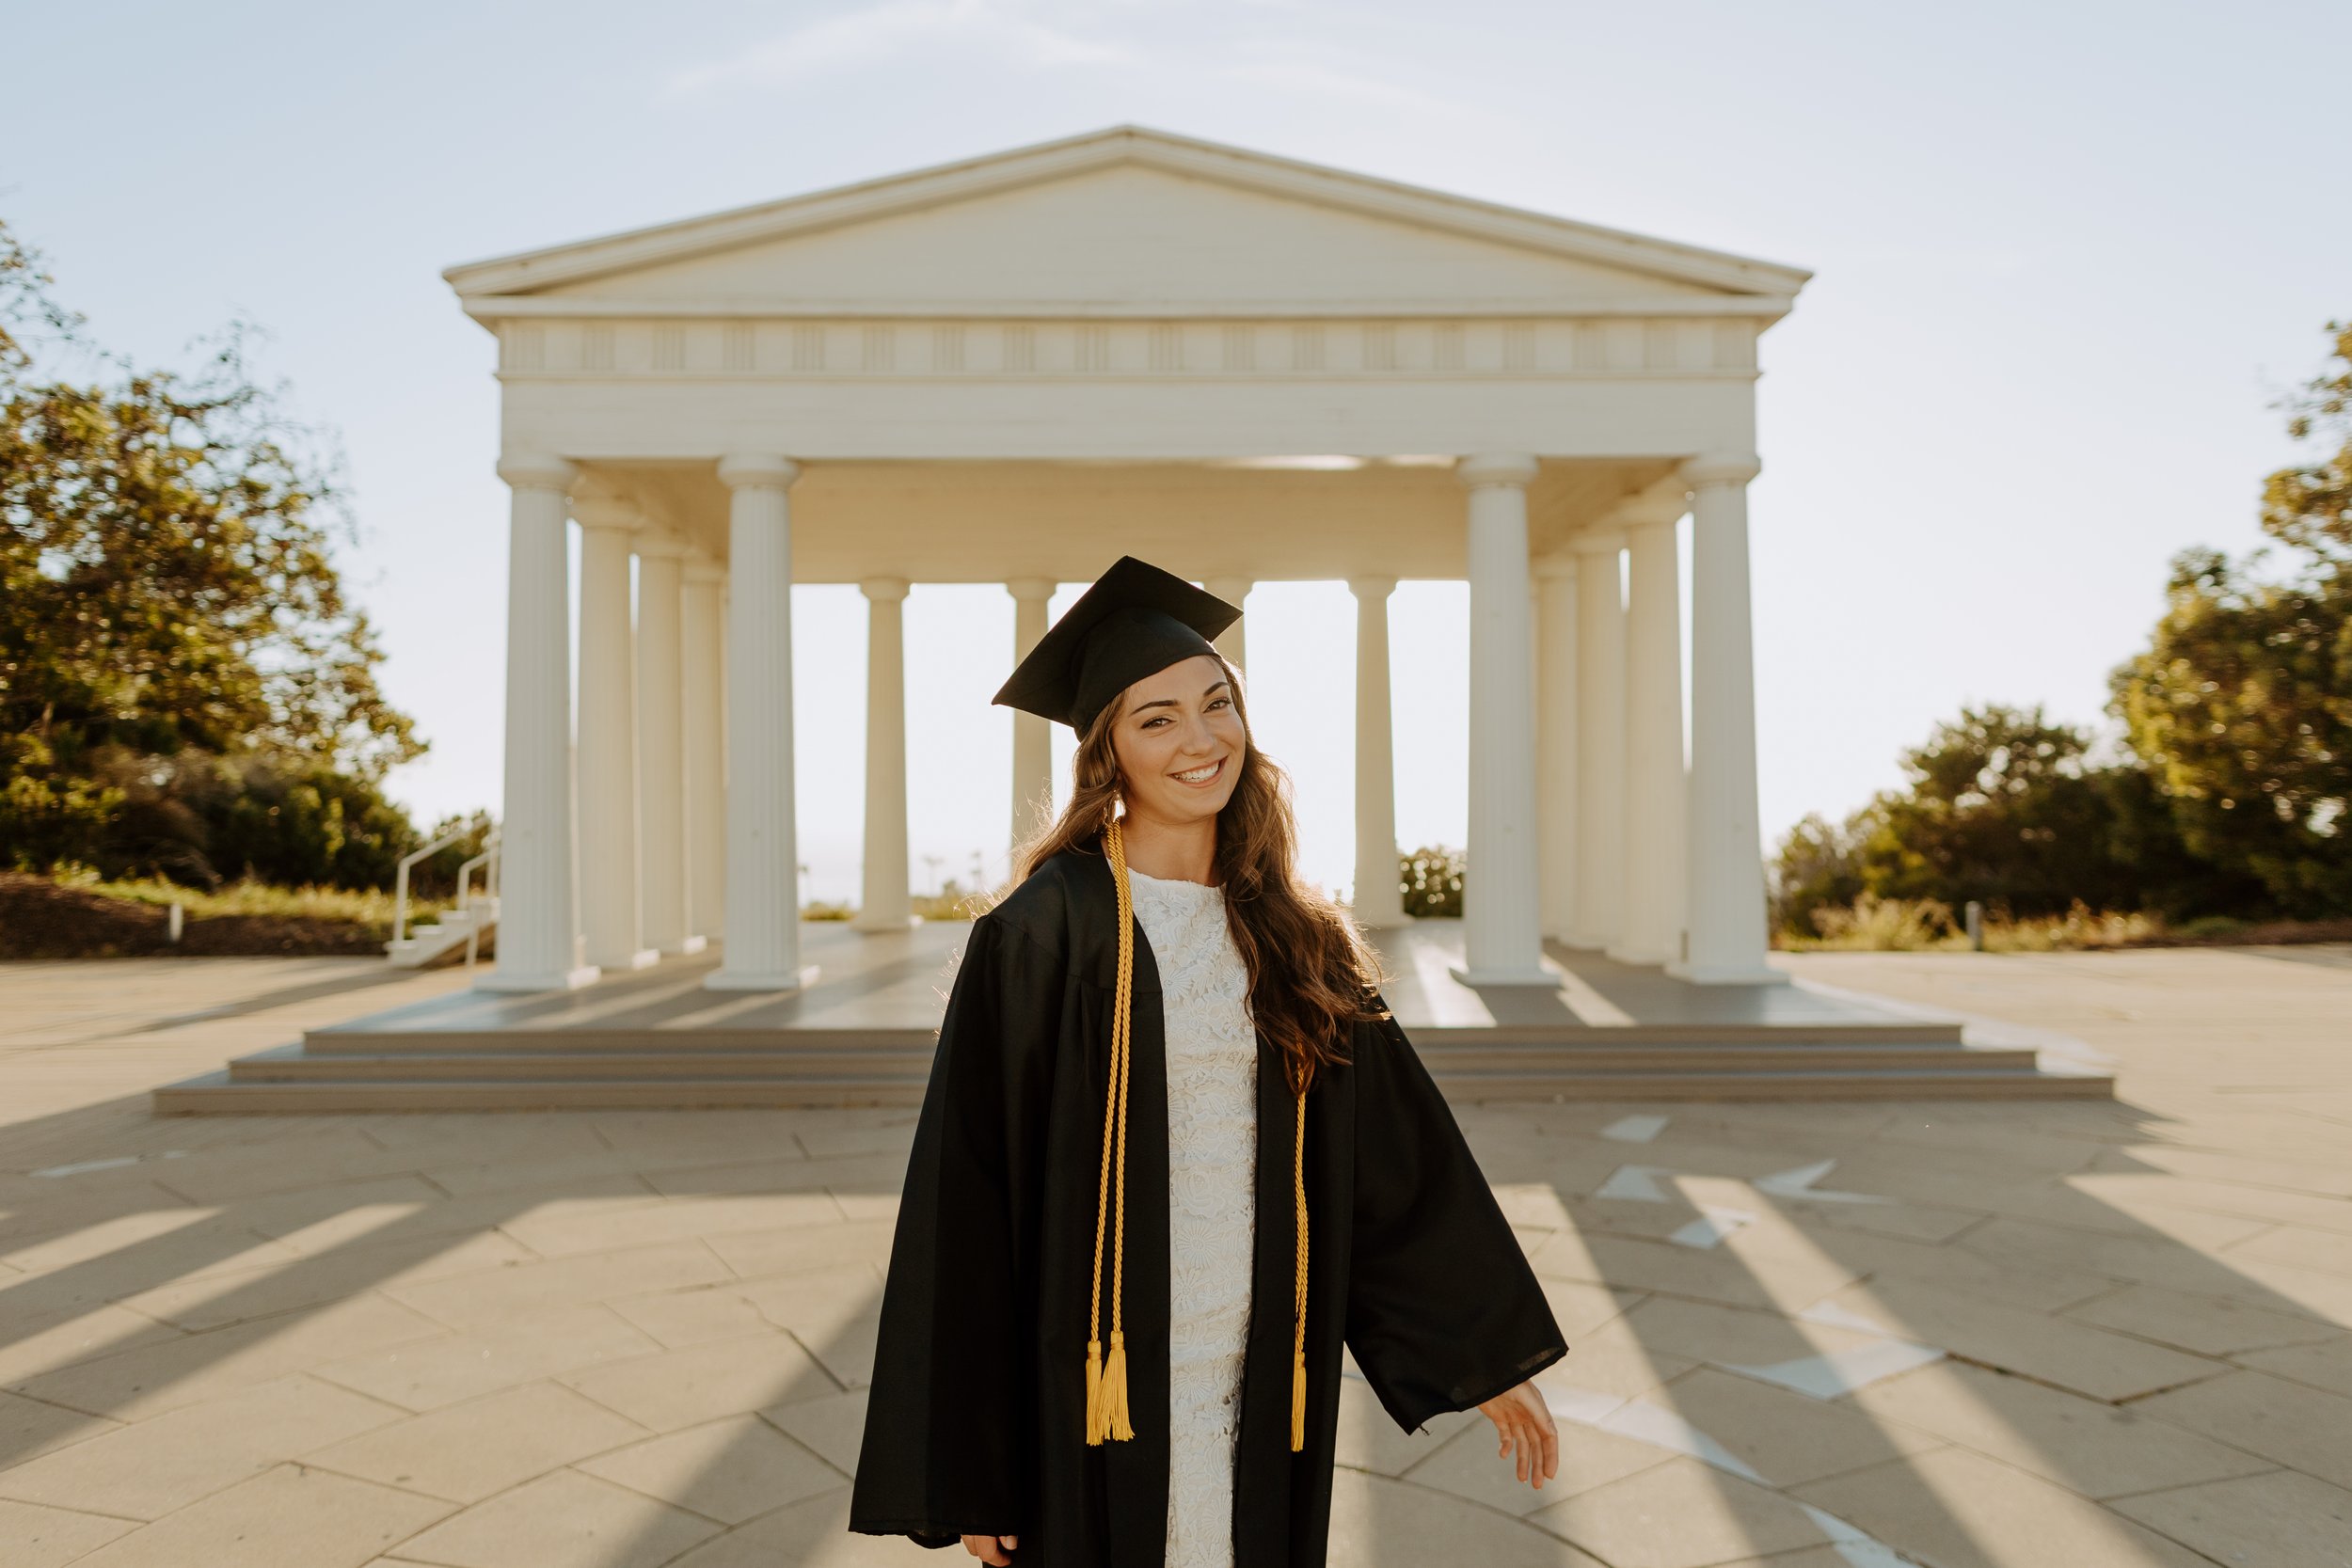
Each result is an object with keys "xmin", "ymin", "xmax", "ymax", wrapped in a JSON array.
[{"xmin": 2, "ymin": 944, "xmax": 2345, "ymax": 1567}]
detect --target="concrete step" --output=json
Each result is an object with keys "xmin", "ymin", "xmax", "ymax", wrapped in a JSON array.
[
  {"xmin": 158, "ymin": 1054, "xmax": 2110, "ymax": 1113},
  {"xmin": 298, "ymin": 1019, "xmax": 1969, "ymax": 1056},
  {"xmin": 233, "ymin": 1040, "xmax": 2043, "ymax": 1083}
]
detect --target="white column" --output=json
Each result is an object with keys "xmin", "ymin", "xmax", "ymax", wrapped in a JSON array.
[
  {"xmin": 856, "ymin": 577, "xmax": 914, "ymax": 931},
  {"xmin": 707, "ymin": 455, "xmax": 815, "ymax": 991},
  {"xmin": 1570, "ymin": 528, "xmax": 1628, "ymax": 951},
  {"xmin": 1534, "ymin": 554, "xmax": 1579, "ymax": 943},
  {"xmin": 1454, "ymin": 454, "xmax": 1549, "ymax": 985},
  {"xmin": 1205, "ymin": 576, "xmax": 1251, "ymax": 671},
  {"xmin": 484, "ymin": 456, "xmax": 594, "ymax": 992},
  {"xmin": 1617, "ymin": 493, "xmax": 1690, "ymax": 967},
  {"xmin": 635, "ymin": 531, "xmax": 700, "ymax": 957},
  {"xmin": 1347, "ymin": 577, "xmax": 1406, "ymax": 928},
  {"xmin": 575, "ymin": 495, "xmax": 657, "ymax": 974},
  {"xmin": 1007, "ymin": 578, "xmax": 1056, "ymax": 847},
  {"xmin": 683, "ymin": 555, "xmax": 726, "ymax": 946},
  {"xmin": 1677, "ymin": 454, "xmax": 1781, "ymax": 984}
]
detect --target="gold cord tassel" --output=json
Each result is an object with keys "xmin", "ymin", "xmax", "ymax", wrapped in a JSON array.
[
  {"xmin": 1086, "ymin": 816, "xmax": 1139, "ymax": 1445},
  {"xmin": 1291, "ymin": 1081, "xmax": 1310, "ymax": 1452}
]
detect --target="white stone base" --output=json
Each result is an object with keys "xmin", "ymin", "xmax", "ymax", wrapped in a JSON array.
[
  {"xmin": 1449, "ymin": 964, "xmax": 1560, "ymax": 989},
  {"xmin": 666, "ymin": 935, "xmax": 709, "ymax": 957},
  {"xmin": 851, "ymin": 914, "xmax": 922, "ymax": 933},
  {"xmin": 596, "ymin": 948, "xmax": 662, "ymax": 973},
  {"xmin": 705, "ymin": 963, "xmax": 821, "ymax": 994},
  {"xmin": 1667, "ymin": 960, "xmax": 1791, "ymax": 987},
  {"xmin": 1607, "ymin": 942, "xmax": 1675, "ymax": 967},
  {"xmin": 477, "ymin": 964, "xmax": 601, "ymax": 994}
]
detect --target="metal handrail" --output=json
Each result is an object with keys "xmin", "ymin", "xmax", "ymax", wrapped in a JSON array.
[
  {"xmin": 390, "ymin": 826, "xmax": 474, "ymax": 950},
  {"xmin": 457, "ymin": 833, "xmax": 501, "ymax": 969}
]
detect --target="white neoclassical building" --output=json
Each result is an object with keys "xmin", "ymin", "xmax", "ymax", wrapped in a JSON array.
[{"xmin": 445, "ymin": 126, "xmax": 1808, "ymax": 998}]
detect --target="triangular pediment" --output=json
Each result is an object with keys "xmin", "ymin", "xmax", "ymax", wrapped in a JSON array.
[{"xmin": 445, "ymin": 127, "xmax": 1806, "ymax": 315}]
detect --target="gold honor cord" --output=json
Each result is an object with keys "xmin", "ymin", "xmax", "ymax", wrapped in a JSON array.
[{"xmin": 1084, "ymin": 816, "xmax": 1311, "ymax": 1454}]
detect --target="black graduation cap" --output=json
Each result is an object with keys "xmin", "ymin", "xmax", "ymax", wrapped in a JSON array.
[{"xmin": 993, "ymin": 556, "xmax": 1243, "ymax": 733}]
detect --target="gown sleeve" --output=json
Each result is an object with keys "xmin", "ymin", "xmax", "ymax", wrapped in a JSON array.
[
  {"xmin": 1343, "ymin": 1006, "xmax": 1568, "ymax": 1434},
  {"xmin": 849, "ymin": 911, "xmax": 1057, "ymax": 1546}
]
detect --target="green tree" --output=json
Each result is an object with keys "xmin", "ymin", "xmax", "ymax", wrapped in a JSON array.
[
  {"xmin": 0, "ymin": 217, "xmax": 426, "ymax": 884},
  {"xmin": 2109, "ymin": 548, "xmax": 2351, "ymax": 915},
  {"xmin": 2107, "ymin": 323, "xmax": 2352, "ymax": 918}
]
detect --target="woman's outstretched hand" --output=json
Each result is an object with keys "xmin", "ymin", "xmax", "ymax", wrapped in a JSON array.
[
  {"xmin": 961, "ymin": 1534, "xmax": 1017, "ymax": 1564},
  {"xmin": 1477, "ymin": 1381, "xmax": 1560, "ymax": 1491}
]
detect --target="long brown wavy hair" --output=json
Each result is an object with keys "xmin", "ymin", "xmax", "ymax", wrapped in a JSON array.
[{"xmin": 1009, "ymin": 656, "xmax": 1386, "ymax": 1091}]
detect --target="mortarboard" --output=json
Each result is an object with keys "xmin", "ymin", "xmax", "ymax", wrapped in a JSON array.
[{"xmin": 992, "ymin": 556, "xmax": 1243, "ymax": 733}]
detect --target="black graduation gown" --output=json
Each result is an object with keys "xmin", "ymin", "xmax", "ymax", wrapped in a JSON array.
[{"xmin": 848, "ymin": 839, "xmax": 1567, "ymax": 1566}]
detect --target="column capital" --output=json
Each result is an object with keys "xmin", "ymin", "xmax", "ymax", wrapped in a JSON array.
[
  {"xmin": 1532, "ymin": 553, "xmax": 1578, "ymax": 582},
  {"xmin": 859, "ymin": 576, "xmax": 911, "ymax": 603},
  {"xmin": 571, "ymin": 494, "xmax": 640, "ymax": 534},
  {"xmin": 1455, "ymin": 452, "xmax": 1540, "ymax": 489},
  {"xmin": 498, "ymin": 453, "xmax": 577, "ymax": 493},
  {"xmin": 1347, "ymin": 575, "xmax": 1397, "ymax": 600},
  {"xmin": 633, "ymin": 528, "xmax": 691, "ymax": 560},
  {"xmin": 1005, "ymin": 577, "xmax": 1057, "ymax": 603},
  {"xmin": 716, "ymin": 453, "xmax": 801, "ymax": 490},
  {"xmin": 1570, "ymin": 527, "xmax": 1628, "ymax": 557},
  {"xmin": 1683, "ymin": 452, "xmax": 1761, "ymax": 488}
]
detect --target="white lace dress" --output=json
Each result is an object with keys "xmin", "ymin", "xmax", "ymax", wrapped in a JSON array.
[{"xmin": 1125, "ymin": 865, "xmax": 1257, "ymax": 1568}]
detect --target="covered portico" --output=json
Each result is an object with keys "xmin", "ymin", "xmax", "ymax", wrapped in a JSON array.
[{"xmin": 451, "ymin": 126, "xmax": 1804, "ymax": 999}]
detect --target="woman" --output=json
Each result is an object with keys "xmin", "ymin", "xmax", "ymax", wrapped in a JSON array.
[{"xmin": 850, "ymin": 557, "xmax": 1567, "ymax": 1567}]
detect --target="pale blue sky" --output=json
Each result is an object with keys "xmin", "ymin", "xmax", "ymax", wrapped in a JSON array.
[{"xmin": 8, "ymin": 1, "xmax": 2344, "ymax": 902}]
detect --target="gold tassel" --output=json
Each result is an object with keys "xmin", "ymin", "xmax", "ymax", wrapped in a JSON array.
[
  {"xmin": 1084, "ymin": 816, "xmax": 1139, "ymax": 1446},
  {"xmin": 1290, "ymin": 1348, "xmax": 1307, "ymax": 1451},
  {"xmin": 1084, "ymin": 1338, "xmax": 1105, "ymax": 1445},
  {"xmin": 1103, "ymin": 1329, "xmax": 1134, "ymax": 1441}
]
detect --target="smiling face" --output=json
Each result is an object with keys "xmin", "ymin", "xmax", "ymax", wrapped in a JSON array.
[{"xmin": 1108, "ymin": 654, "xmax": 1248, "ymax": 831}]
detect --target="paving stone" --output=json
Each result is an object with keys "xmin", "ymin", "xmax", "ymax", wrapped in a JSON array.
[
  {"xmin": 0, "ymin": 1387, "xmax": 115, "ymax": 1466},
  {"xmin": 66, "ymin": 1464, "xmax": 450, "ymax": 1568},
  {"xmin": 2225, "ymin": 1223, "xmax": 2352, "ymax": 1281},
  {"xmin": 2233, "ymin": 1334, "xmax": 2352, "ymax": 1399},
  {"xmin": 303, "ymin": 1382, "xmax": 649, "ymax": 1502},
  {"xmin": 703, "ymin": 1215, "xmax": 897, "ymax": 1279},
  {"xmin": 1647, "ymin": 1365, "xmax": 1942, "ymax": 1485},
  {"xmin": 661, "ymin": 1485, "xmax": 916, "ymax": 1567},
  {"xmin": 0, "ymin": 1372, "xmax": 396, "ymax": 1519},
  {"xmin": 1617, "ymin": 1295, "xmax": 1890, "ymax": 1370},
  {"xmin": 0, "ymin": 1497, "xmax": 135, "ymax": 1568},
  {"xmin": 757, "ymin": 1386, "xmax": 869, "ymax": 1475},
  {"xmin": 311, "ymin": 1303, "xmax": 663, "ymax": 1411},
  {"xmin": 578, "ymin": 1411, "xmax": 842, "ymax": 1523},
  {"xmin": 114, "ymin": 1229, "xmax": 537, "ymax": 1332},
  {"xmin": 738, "ymin": 1265, "xmax": 883, "ymax": 1386},
  {"xmin": 394, "ymin": 1468, "xmax": 720, "ymax": 1568},
  {"xmin": 2111, "ymin": 1467, "xmax": 2352, "ymax": 1568},
  {"xmin": 385, "ymin": 1240, "xmax": 734, "ymax": 1329},
  {"xmin": 2133, "ymin": 1369, "xmax": 2352, "ymax": 1489},
  {"xmin": 2063, "ymin": 1282, "xmax": 2343, "ymax": 1356},
  {"xmin": 1815, "ymin": 1278, "xmax": 2227, "ymax": 1401},
  {"xmin": 561, "ymin": 1330, "xmax": 836, "ymax": 1431},
  {"xmin": 1332, "ymin": 1374, "xmax": 1480, "ymax": 1477},
  {"xmin": 1527, "ymin": 1454, "xmax": 1834, "ymax": 1568},
  {"xmin": 1843, "ymin": 1359, "xmax": 2272, "ymax": 1499},
  {"xmin": 7, "ymin": 1294, "xmax": 444, "ymax": 1419},
  {"xmin": 1793, "ymin": 1447, "xmax": 2227, "ymax": 1568},
  {"xmin": 1530, "ymin": 1228, "xmax": 1859, "ymax": 1314},
  {"xmin": 1399, "ymin": 1402, "xmax": 1665, "ymax": 1513},
  {"xmin": 1337, "ymin": 1466, "xmax": 1609, "ymax": 1566},
  {"xmin": 607, "ymin": 1283, "xmax": 780, "ymax": 1349},
  {"xmin": 498, "ymin": 1191, "xmax": 840, "ymax": 1258},
  {"xmin": 0, "ymin": 1305, "xmax": 187, "ymax": 1387},
  {"xmin": 1531, "ymin": 1313, "xmax": 1697, "ymax": 1404}
]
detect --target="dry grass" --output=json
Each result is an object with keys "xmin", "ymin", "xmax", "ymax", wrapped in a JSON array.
[
  {"xmin": 47, "ymin": 866, "xmax": 448, "ymax": 925},
  {"xmin": 1783, "ymin": 894, "xmax": 2169, "ymax": 953}
]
